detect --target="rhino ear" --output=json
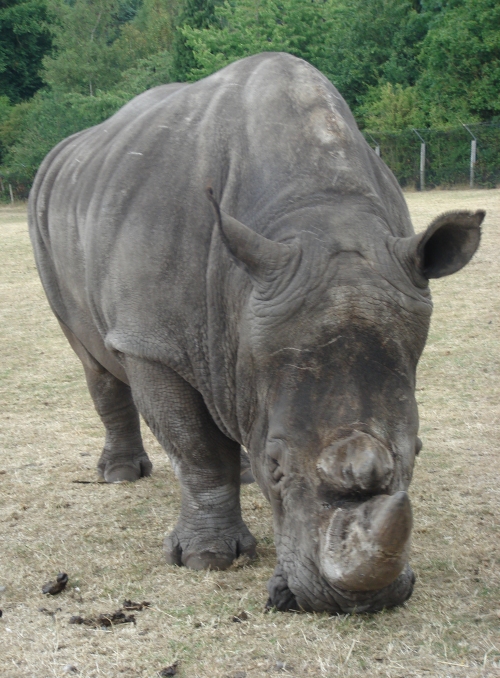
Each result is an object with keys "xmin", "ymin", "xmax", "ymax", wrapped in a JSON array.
[
  {"xmin": 402, "ymin": 210, "xmax": 484, "ymax": 280},
  {"xmin": 206, "ymin": 187, "xmax": 299, "ymax": 287}
]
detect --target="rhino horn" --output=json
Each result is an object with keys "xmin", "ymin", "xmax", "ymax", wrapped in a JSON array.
[
  {"xmin": 206, "ymin": 187, "xmax": 299, "ymax": 287},
  {"xmin": 321, "ymin": 491, "xmax": 412, "ymax": 592}
]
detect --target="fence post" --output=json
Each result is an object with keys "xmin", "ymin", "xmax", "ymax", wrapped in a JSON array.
[
  {"xmin": 462, "ymin": 123, "xmax": 477, "ymax": 188},
  {"xmin": 8, "ymin": 183, "xmax": 14, "ymax": 204},
  {"xmin": 412, "ymin": 129, "xmax": 426, "ymax": 191},
  {"xmin": 367, "ymin": 133, "xmax": 380, "ymax": 157}
]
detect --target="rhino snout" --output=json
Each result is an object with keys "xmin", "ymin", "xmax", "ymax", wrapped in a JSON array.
[{"xmin": 317, "ymin": 431, "xmax": 394, "ymax": 494}]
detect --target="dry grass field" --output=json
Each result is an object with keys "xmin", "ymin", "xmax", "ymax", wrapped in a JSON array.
[{"xmin": 0, "ymin": 189, "xmax": 499, "ymax": 678}]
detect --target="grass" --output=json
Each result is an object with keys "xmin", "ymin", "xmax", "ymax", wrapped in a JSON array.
[{"xmin": 0, "ymin": 190, "xmax": 499, "ymax": 677}]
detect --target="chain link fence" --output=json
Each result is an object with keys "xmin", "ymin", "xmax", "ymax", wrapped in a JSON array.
[{"xmin": 363, "ymin": 123, "xmax": 500, "ymax": 190}]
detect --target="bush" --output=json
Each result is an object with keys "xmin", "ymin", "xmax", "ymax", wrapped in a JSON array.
[{"xmin": 0, "ymin": 89, "xmax": 130, "ymax": 195}]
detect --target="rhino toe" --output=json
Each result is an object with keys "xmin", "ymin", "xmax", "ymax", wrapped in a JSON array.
[
  {"xmin": 164, "ymin": 525, "xmax": 256, "ymax": 571},
  {"xmin": 98, "ymin": 454, "xmax": 153, "ymax": 483},
  {"xmin": 183, "ymin": 551, "xmax": 236, "ymax": 571}
]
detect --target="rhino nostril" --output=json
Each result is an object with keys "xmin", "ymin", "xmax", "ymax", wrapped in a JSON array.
[
  {"xmin": 272, "ymin": 465, "xmax": 284, "ymax": 482},
  {"xmin": 268, "ymin": 453, "xmax": 284, "ymax": 485},
  {"xmin": 317, "ymin": 431, "xmax": 394, "ymax": 494}
]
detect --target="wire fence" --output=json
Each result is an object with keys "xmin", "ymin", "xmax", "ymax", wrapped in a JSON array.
[
  {"xmin": 363, "ymin": 123, "xmax": 500, "ymax": 190},
  {"xmin": 2, "ymin": 122, "xmax": 499, "ymax": 203}
]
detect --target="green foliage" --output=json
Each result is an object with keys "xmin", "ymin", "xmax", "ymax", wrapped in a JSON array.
[
  {"xmin": 179, "ymin": 0, "xmax": 335, "ymax": 82},
  {"xmin": 0, "ymin": 95, "xmax": 12, "ymax": 126},
  {"xmin": 2, "ymin": 0, "xmax": 500, "ymax": 195},
  {"xmin": 116, "ymin": 0, "xmax": 177, "ymax": 64},
  {"xmin": 360, "ymin": 83, "xmax": 427, "ymax": 131},
  {"xmin": 117, "ymin": 50, "xmax": 175, "ymax": 95},
  {"xmin": 0, "ymin": 0, "xmax": 53, "ymax": 103},
  {"xmin": 0, "ymin": 94, "xmax": 12, "ymax": 162},
  {"xmin": 172, "ymin": 0, "xmax": 221, "ymax": 81},
  {"xmin": 417, "ymin": 0, "xmax": 500, "ymax": 125},
  {"xmin": 0, "ymin": 89, "xmax": 129, "ymax": 192},
  {"xmin": 316, "ymin": 0, "xmax": 430, "ymax": 111},
  {"xmin": 0, "ymin": 0, "xmax": 177, "ymax": 190},
  {"xmin": 42, "ymin": 0, "xmax": 133, "ymax": 95},
  {"xmin": 179, "ymin": 0, "xmax": 432, "ymax": 112}
]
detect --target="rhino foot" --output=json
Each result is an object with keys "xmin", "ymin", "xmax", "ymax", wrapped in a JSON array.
[
  {"xmin": 164, "ymin": 522, "xmax": 257, "ymax": 570},
  {"xmin": 97, "ymin": 450, "xmax": 153, "ymax": 483}
]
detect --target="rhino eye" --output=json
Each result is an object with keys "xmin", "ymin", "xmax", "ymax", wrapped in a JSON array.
[{"xmin": 415, "ymin": 437, "xmax": 423, "ymax": 455}]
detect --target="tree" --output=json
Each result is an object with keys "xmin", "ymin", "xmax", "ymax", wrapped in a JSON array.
[
  {"xmin": 0, "ymin": 89, "xmax": 128, "ymax": 191},
  {"xmin": 179, "ymin": 0, "xmax": 341, "ymax": 82},
  {"xmin": 172, "ymin": 0, "xmax": 221, "ymax": 80},
  {"xmin": 0, "ymin": 0, "xmax": 179, "ymax": 190},
  {"xmin": 315, "ymin": 0, "xmax": 431, "ymax": 111},
  {"xmin": 417, "ymin": 0, "xmax": 500, "ymax": 124},
  {"xmin": 116, "ymin": 0, "xmax": 177, "ymax": 67},
  {"xmin": 0, "ymin": 0, "xmax": 53, "ymax": 103},
  {"xmin": 42, "ymin": 0, "xmax": 138, "ymax": 96},
  {"xmin": 360, "ymin": 83, "xmax": 427, "ymax": 131},
  {"xmin": 178, "ymin": 0, "xmax": 430, "ymax": 114}
]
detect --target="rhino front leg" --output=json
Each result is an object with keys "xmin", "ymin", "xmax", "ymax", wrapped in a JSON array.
[{"xmin": 124, "ymin": 356, "xmax": 256, "ymax": 570}]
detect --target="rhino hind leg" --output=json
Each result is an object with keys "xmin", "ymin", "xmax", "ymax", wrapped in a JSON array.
[
  {"xmin": 58, "ymin": 321, "xmax": 152, "ymax": 483},
  {"xmin": 123, "ymin": 356, "xmax": 256, "ymax": 570},
  {"xmin": 84, "ymin": 366, "xmax": 153, "ymax": 483}
]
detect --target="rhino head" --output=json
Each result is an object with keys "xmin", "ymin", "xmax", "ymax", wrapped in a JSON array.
[{"xmin": 208, "ymin": 189, "xmax": 483, "ymax": 613}]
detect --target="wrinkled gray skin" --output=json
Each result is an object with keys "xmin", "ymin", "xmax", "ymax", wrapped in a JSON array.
[{"xmin": 29, "ymin": 53, "xmax": 484, "ymax": 614}]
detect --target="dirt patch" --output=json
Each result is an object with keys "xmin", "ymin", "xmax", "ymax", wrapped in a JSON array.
[{"xmin": 0, "ymin": 191, "xmax": 499, "ymax": 676}]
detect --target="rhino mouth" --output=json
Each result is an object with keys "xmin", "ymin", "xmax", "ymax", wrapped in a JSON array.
[
  {"xmin": 263, "ymin": 425, "xmax": 415, "ymax": 613},
  {"xmin": 267, "ymin": 491, "xmax": 414, "ymax": 614},
  {"xmin": 267, "ymin": 562, "xmax": 415, "ymax": 614}
]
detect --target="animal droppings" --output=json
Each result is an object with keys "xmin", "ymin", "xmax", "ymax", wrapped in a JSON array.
[
  {"xmin": 474, "ymin": 610, "xmax": 500, "ymax": 622},
  {"xmin": 68, "ymin": 599, "xmax": 151, "ymax": 628},
  {"xmin": 38, "ymin": 606, "xmax": 61, "ymax": 616},
  {"xmin": 68, "ymin": 616, "xmax": 85, "ymax": 624},
  {"xmin": 42, "ymin": 572, "xmax": 68, "ymax": 595},
  {"xmin": 122, "ymin": 599, "xmax": 151, "ymax": 611},
  {"xmin": 231, "ymin": 609, "xmax": 248, "ymax": 622},
  {"xmin": 158, "ymin": 662, "xmax": 179, "ymax": 676},
  {"xmin": 63, "ymin": 666, "xmax": 78, "ymax": 674},
  {"xmin": 69, "ymin": 610, "xmax": 136, "ymax": 628}
]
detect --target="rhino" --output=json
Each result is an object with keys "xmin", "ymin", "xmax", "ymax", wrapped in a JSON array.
[{"xmin": 29, "ymin": 52, "xmax": 484, "ymax": 614}]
